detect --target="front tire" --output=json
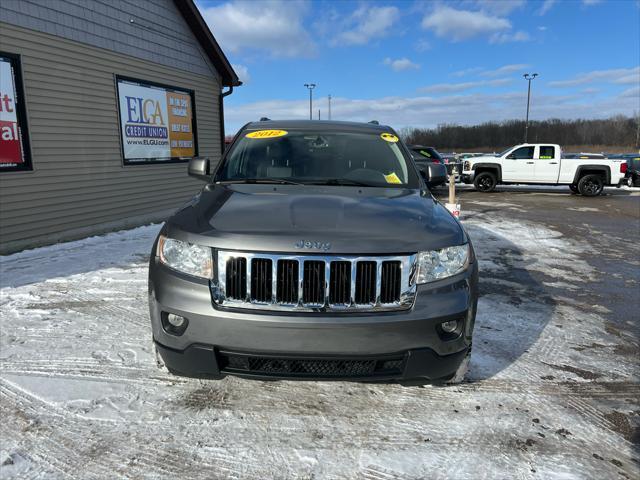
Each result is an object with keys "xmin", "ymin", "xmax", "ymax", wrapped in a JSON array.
[
  {"xmin": 578, "ymin": 174, "xmax": 604, "ymax": 196},
  {"xmin": 474, "ymin": 172, "xmax": 497, "ymax": 192}
]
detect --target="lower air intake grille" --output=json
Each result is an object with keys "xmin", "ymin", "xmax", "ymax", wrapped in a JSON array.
[{"xmin": 218, "ymin": 352, "xmax": 406, "ymax": 378}]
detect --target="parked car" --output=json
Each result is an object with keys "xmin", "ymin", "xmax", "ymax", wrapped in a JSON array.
[
  {"xmin": 622, "ymin": 154, "xmax": 640, "ymax": 187},
  {"xmin": 461, "ymin": 143, "xmax": 626, "ymax": 196},
  {"xmin": 149, "ymin": 120, "xmax": 479, "ymax": 383},
  {"xmin": 439, "ymin": 152, "xmax": 457, "ymax": 164},
  {"xmin": 406, "ymin": 145, "xmax": 460, "ymax": 182},
  {"xmin": 457, "ymin": 153, "xmax": 486, "ymax": 160},
  {"xmin": 406, "ymin": 145, "xmax": 444, "ymax": 164}
]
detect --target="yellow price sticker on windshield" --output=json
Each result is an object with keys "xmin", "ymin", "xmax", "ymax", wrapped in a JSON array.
[
  {"xmin": 380, "ymin": 133, "xmax": 399, "ymax": 143},
  {"xmin": 384, "ymin": 172, "xmax": 402, "ymax": 184},
  {"xmin": 246, "ymin": 130, "xmax": 288, "ymax": 139}
]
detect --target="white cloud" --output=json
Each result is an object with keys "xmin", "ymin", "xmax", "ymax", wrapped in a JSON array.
[
  {"xmin": 415, "ymin": 39, "xmax": 431, "ymax": 52},
  {"xmin": 475, "ymin": 0, "xmax": 525, "ymax": 16},
  {"xmin": 332, "ymin": 6, "xmax": 400, "ymax": 46},
  {"xmin": 418, "ymin": 78, "xmax": 512, "ymax": 94},
  {"xmin": 225, "ymin": 89, "xmax": 636, "ymax": 133},
  {"xmin": 620, "ymin": 86, "xmax": 640, "ymax": 98},
  {"xmin": 383, "ymin": 57, "xmax": 420, "ymax": 72},
  {"xmin": 539, "ymin": 0, "xmax": 556, "ymax": 15},
  {"xmin": 548, "ymin": 67, "xmax": 640, "ymax": 87},
  {"xmin": 490, "ymin": 30, "xmax": 531, "ymax": 44},
  {"xmin": 421, "ymin": 6, "xmax": 511, "ymax": 41},
  {"xmin": 231, "ymin": 64, "xmax": 250, "ymax": 84},
  {"xmin": 451, "ymin": 67, "xmax": 484, "ymax": 77},
  {"xmin": 200, "ymin": 0, "xmax": 315, "ymax": 57},
  {"xmin": 480, "ymin": 64, "xmax": 530, "ymax": 77}
]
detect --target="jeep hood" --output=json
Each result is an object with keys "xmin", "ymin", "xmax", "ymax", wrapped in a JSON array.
[{"xmin": 165, "ymin": 184, "xmax": 465, "ymax": 254}]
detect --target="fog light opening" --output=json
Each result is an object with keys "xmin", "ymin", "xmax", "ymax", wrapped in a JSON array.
[
  {"xmin": 441, "ymin": 319, "xmax": 459, "ymax": 334},
  {"xmin": 161, "ymin": 312, "xmax": 189, "ymax": 336},
  {"xmin": 167, "ymin": 313, "xmax": 185, "ymax": 327}
]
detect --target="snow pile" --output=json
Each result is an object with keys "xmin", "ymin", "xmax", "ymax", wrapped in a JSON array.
[{"xmin": 1, "ymin": 216, "xmax": 637, "ymax": 479}]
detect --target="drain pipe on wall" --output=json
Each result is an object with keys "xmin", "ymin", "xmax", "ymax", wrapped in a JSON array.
[{"xmin": 218, "ymin": 84, "xmax": 240, "ymax": 154}]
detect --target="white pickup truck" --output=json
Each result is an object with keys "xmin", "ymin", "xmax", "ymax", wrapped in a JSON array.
[{"xmin": 461, "ymin": 143, "xmax": 627, "ymax": 196}]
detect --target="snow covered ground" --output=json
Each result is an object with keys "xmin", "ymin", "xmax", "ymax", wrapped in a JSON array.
[{"xmin": 1, "ymin": 206, "xmax": 638, "ymax": 479}]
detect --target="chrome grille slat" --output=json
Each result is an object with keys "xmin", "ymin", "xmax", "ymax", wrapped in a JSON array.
[{"xmin": 214, "ymin": 251, "xmax": 416, "ymax": 312}]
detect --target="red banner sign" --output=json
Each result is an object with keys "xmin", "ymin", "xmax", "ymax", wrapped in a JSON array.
[{"xmin": 0, "ymin": 53, "xmax": 31, "ymax": 172}]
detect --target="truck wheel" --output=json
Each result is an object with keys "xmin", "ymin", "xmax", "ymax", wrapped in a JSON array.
[
  {"xmin": 569, "ymin": 184, "xmax": 579, "ymax": 193},
  {"xmin": 578, "ymin": 174, "xmax": 604, "ymax": 196},
  {"xmin": 474, "ymin": 172, "xmax": 497, "ymax": 192}
]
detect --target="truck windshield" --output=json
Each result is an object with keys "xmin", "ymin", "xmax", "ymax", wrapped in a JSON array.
[{"xmin": 216, "ymin": 129, "xmax": 420, "ymax": 188}]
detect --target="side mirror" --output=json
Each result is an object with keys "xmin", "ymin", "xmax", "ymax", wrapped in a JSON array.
[
  {"xmin": 421, "ymin": 163, "xmax": 447, "ymax": 188},
  {"xmin": 188, "ymin": 157, "xmax": 211, "ymax": 181},
  {"xmin": 506, "ymin": 154, "xmax": 516, "ymax": 160}
]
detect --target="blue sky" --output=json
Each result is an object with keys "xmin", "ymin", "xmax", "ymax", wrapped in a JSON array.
[{"xmin": 197, "ymin": 0, "xmax": 640, "ymax": 133}]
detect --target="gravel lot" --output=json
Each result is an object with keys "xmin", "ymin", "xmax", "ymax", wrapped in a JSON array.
[{"xmin": 1, "ymin": 185, "xmax": 638, "ymax": 479}]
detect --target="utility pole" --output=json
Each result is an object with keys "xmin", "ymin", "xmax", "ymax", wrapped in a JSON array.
[
  {"xmin": 304, "ymin": 83, "xmax": 316, "ymax": 120},
  {"xmin": 523, "ymin": 73, "xmax": 538, "ymax": 143},
  {"xmin": 318, "ymin": 109, "xmax": 320, "ymax": 120},
  {"xmin": 328, "ymin": 94, "xmax": 332, "ymax": 120}
]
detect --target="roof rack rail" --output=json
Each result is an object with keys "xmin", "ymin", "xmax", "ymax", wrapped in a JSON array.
[
  {"xmin": 368, "ymin": 120, "xmax": 379, "ymax": 125},
  {"xmin": 259, "ymin": 117, "xmax": 271, "ymax": 121}
]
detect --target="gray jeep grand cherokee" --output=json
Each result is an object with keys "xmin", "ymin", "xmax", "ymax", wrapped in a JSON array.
[{"xmin": 148, "ymin": 120, "xmax": 478, "ymax": 382}]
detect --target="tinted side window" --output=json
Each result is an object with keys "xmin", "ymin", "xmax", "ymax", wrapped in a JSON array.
[
  {"xmin": 511, "ymin": 147, "xmax": 534, "ymax": 159},
  {"xmin": 539, "ymin": 146, "xmax": 555, "ymax": 159}
]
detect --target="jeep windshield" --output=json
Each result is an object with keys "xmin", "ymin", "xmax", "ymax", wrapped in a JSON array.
[{"xmin": 215, "ymin": 129, "xmax": 420, "ymax": 188}]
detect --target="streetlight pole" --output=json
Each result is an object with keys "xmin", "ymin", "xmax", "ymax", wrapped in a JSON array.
[
  {"xmin": 328, "ymin": 94, "xmax": 332, "ymax": 120},
  {"xmin": 523, "ymin": 73, "xmax": 538, "ymax": 143},
  {"xmin": 304, "ymin": 83, "xmax": 316, "ymax": 120}
]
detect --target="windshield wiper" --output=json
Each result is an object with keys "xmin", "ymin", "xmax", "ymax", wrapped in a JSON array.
[
  {"xmin": 309, "ymin": 178, "xmax": 374, "ymax": 187},
  {"xmin": 217, "ymin": 178, "xmax": 306, "ymax": 186}
]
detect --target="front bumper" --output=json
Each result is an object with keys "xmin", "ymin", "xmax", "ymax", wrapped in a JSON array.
[
  {"xmin": 155, "ymin": 341, "xmax": 470, "ymax": 381},
  {"xmin": 149, "ymin": 254, "xmax": 478, "ymax": 381}
]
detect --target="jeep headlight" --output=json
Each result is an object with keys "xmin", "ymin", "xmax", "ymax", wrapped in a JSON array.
[
  {"xmin": 416, "ymin": 244, "xmax": 469, "ymax": 284},
  {"xmin": 157, "ymin": 235, "xmax": 213, "ymax": 279}
]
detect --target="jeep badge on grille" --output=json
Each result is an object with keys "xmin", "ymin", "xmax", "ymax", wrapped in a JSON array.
[{"xmin": 295, "ymin": 240, "xmax": 332, "ymax": 251}]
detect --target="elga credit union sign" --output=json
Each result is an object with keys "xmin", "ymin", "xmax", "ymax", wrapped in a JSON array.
[
  {"xmin": 116, "ymin": 76, "xmax": 197, "ymax": 165},
  {"xmin": 0, "ymin": 52, "xmax": 32, "ymax": 172}
]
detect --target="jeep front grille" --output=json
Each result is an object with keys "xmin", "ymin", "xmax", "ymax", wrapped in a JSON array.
[{"xmin": 213, "ymin": 251, "xmax": 417, "ymax": 312}]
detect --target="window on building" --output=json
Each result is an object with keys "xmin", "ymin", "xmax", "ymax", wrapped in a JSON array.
[
  {"xmin": 0, "ymin": 52, "xmax": 32, "ymax": 172},
  {"xmin": 115, "ymin": 75, "xmax": 198, "ymax": 165}
]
